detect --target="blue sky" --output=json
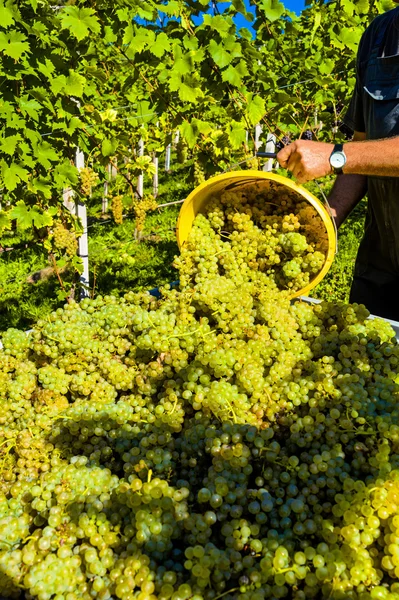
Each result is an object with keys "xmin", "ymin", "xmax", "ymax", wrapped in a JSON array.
[
  {"xmin": 279, "ymin": 0, "xmax": 305, "ymax": 13},
  {"xmin": 192, "ymin": 0, "xmax": 306, "ymax": 36}
]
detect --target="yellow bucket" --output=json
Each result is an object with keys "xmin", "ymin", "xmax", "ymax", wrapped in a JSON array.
[{"xmin": 176, "ymin": 170, "xmax": 336, "ymax": 299}]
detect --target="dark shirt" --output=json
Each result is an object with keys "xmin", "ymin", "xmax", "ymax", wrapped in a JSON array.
[{"xmin": 344, "ymin": 6, "xmax": 399, "ymax": 133}]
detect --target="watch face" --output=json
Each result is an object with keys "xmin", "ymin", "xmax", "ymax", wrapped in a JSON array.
[{"xmin": 330, "ymin": 152, "xmax": 346, "ymax": 169}]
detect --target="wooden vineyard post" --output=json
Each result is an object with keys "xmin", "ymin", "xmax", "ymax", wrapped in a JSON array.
[
  {"xmin": 102, "ymin": 163, "xmax": 111, "ymax": 215},
  {"xmin": 165, "ymin": 144, "xmax": 171, "ymax": 172},
  {"xmin": 153, "ymin": 153, "xmax": 159, "ymax": 198},
  {"xmin": 263, "ymin": 133, "xmax": 276, "ymax": 172},
  {"xmin": 75, "ymin": 148, "xmax": 90, "ymax": 298},
  {"xmin": 137, "ymin": 138, "xmax": 144, "ymax": 199}
]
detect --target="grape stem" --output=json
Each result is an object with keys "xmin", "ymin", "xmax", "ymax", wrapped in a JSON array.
[{"xmin": 213, "ymin": 587, "xmax": 240, "ymax": 600}]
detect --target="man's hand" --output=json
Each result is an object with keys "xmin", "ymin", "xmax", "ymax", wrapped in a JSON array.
[{"xmin": 277, "ymin": 140, "xmax": 334, "ymax": 183}]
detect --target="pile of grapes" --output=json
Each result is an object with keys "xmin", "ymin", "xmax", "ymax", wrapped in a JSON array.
[
  {"xmin": 174, "ymin": 181, "xmax": 328, "ymax": 294},
  {"xmin": 2, "ymin": 189, "xmax": 399, "ymax": 600}
]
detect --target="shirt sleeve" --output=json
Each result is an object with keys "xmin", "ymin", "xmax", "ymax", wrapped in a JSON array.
[{"xmin": 342, "ymin": 32, "xmax": 367, "ymax": 133}]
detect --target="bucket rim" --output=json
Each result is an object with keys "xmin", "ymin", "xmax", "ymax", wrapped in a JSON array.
[{"xmin": 176, "ymin": 170, "xmax": 336, "ymax": 300}]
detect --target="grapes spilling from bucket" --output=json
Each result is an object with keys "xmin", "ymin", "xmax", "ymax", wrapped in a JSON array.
[
  {"xmin": 175, "ymin": 181, "xmax": 328, "ymax": 294},
  {"xmin": 1, "ymin": 196, "xmax": 399, "ymax": 599}
]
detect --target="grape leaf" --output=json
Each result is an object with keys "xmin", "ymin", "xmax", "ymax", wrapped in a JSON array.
[
  {"xmin": 0, "ymin": 134, "xmax": 21, "ymax": 156},
  {"xmin": 228, "ymin": 122, "xmax": 247, "ymax": 149},
  {"xmin": 0, "ymin": 30, "xmax": 30, "ymax": 60},
  {"xmin": 209, "ymin": 40, "xmax": 232, "ymax": 68},
  {"xmin": 1, "ymin": 162, "xmax": 28, "ymax": 191},
  {"xmin": 9, "ymin": 200, "xmax": 32, "ymax": 228},
  {"xmin": 180, "ymin": 122, "xmax": 197, "ymax": 148},
  {"xmin": 355, "ymin": 0, "xmax": 369, "ymax": 13},
  {"xmin": 130, "ymin": 28, "xmax": 155, "ymax": 53},
  {"xmin": 192, "ymin": 119, "xmax": 212, "ymax": 137},
  {"xmin": 178, "ymin": 83, "xmax": 202, "ymax": 103},
  {"xmin": 310, "ymin": 12, "xmax": 321, "ymax": 44},
  {"xmin": 246, "ymin": 94, "xmax": 266, "ymax": 126},
  {"xmin": 123, "ymin": 23, "xmax": 134, "ymax": 45},
  {"xmin": 202, "ymin": 15, "xmax": 232, "ymax": 38},
  {"xmin": 158, "ymin": 1, "xmax": 180, "ymax": 16},
  {"xmin": 116, "ymin": 8, "xmax": 129, "ymax": 22},
  {"xmin": 0, "ymin": 211, "xmax": 11, "ymax": 233},
  {"xmin": 224, "ymin": 36, "xmax": 243, "ymax": 58},
  {"xmin": 30, "ymin": 178, "xmax": 53, "ymax": 200},
  {"xmin": 137, "ymin": 3, "xmax": 156, "ymax": 20},
  {"xmin": 104, "ymin": 25, "xmax": 117, "ymax": 43},
  {"xmin": 338, "ymin": 26, "xmax": 362, "ymax": 52},
  {"xmin": 34, "ymin": 142, "xmax": 59, "ymax": 169},
  {"xmin": 18, "ymin": 96, "xmax": 41, "ymax": 121},
  {"xmin": 151, "ymin": 32, "xmax": 171, "ymax": 58},
  {"xmin": 258, "ymin": 0, "xmax": 285, "ymax": 22},
  {"xmin": 31, "ymin": 206, "xmax": 53, "ymax": 227},
  {"xmin": 9, "ymin": 201, "xmax": 53, "ymax": 229},
  {"xmin": 60, "ymin": 6, "xmax": 100, "ymax": 41},
  {"xmin": 53, "ymin": 161, "xmax": 79, "ymax": 188},
  {"xmin": 102, "ymin": 138, "xmax": 118, "ymax": 157},
  {"xmin": 319, "ymin": 58, "xmax": 335, "ymax": 75},
  {"xmin": 342, "ymin": 0, "xmax": 355, "ymax": 16},
  {"xmin": 221, "ymin": 64, "xmax": 242, "ymax": 87},
  {"xmin": 37, "ymin": 58, "xmax": 55, "ymax": 79},
  {"xmin": 66, "ymin": 71, "xmax": 85, "ymax": 97},
  {"xmin": 0, "ymin": 1, "xmax": 14, "ymax": 28},
  {"xmin": 50, "ymin": 75, "xmax": 67, "ymax": 96}
]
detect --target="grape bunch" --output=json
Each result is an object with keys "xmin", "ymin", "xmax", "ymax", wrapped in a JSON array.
[
  {"xmin": 175, "ymin": 181, "xmax": 328, "ymax": 295},
  {"xmin": 300, "ymin": 130, "xmax": 313, "ymax": 141},
  {"xmin": 177, "ymin": 138, "xmax": 189, "ymax": 164},
  {"xmin": 133, "ymin": 194, "xmax": 158, "ymax": 232},
  {"xmin": 246, "ymin": 156, "xmax": 260, "ymax": 170},
  {"xmin": 111, "ymin": 194, "xmax": 123, "ymax": 225},
  {"xmin": 276, "ymin": 135, "xmax": 291, "ymax": 152},
  {"xmin": 53, "ymin": 222, "xmax": 78, "ymax": 257},
  {"xmin": 80, "ymin": 167, "xmax": 100, "ymax": 196},
  {"xmin": 193, "ymin": 160, "xmax": 206, "ymax": 186}
]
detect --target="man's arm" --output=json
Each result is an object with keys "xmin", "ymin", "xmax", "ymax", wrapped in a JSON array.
[
  {"xmin": 327, "ymin": 131, "xmax": 368, "ymax": 228},
  {"xmin": 277, "ymin": 134, "xmax": 399, "ymax": 182}
]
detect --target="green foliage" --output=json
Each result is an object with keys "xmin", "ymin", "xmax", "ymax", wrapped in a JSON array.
[
  {"xmin": 0, "ymin": 0, "xmax": 389, "ymax": 231},
  {"xmin": 0, "ymin": 0, "xmax": 388, "ymax": 327}
]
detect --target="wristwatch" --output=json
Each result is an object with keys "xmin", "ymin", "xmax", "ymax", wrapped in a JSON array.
[{"xmin": 329, "ymin": 144, "xmax": 347, "ymax": 175}]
